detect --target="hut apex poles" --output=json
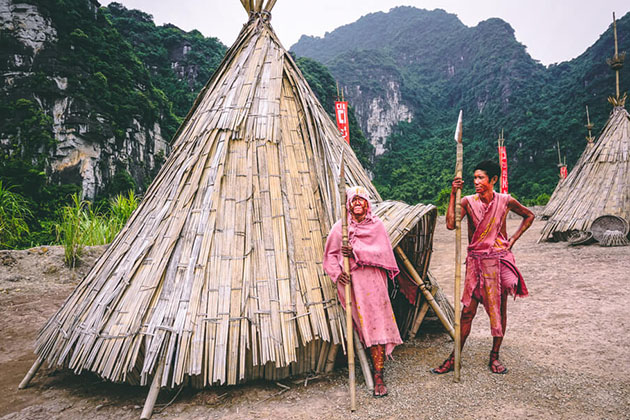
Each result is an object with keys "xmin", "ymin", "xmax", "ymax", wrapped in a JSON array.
[
  {"xmin": 240, "ymin": 0, "xmax": 277, "ymax": 14},
  {"xmin": 607, "ymin": 12, "xmax": 626, "ymax": 106},
  {"xmin": 339, "ymin": 151, "xmax": 356, "ymax": 411},
  {"xmin": 453, "ymin": 110, "xmax": 463, "ymax": 383},
  {"xmin": 585, "ymin": 106, "xmax": 595, "ymax": 146}
]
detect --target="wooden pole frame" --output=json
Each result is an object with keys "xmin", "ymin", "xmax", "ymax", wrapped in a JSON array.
[
  {"xmin": 140, "ymin": 356, "xmax": 166, "ymax": 420},
  {"xmin": 453, "ymin": 110, "xmax": 463, "ymax": 383},
  {"xmin": 394, "ymin": 247, "xmax": 454, "ymax": 339},
  {"xmin": 18, "ymin": 356, "xmax": 43, "ymax": 389},
  {"xmin": 339, "ymin": 151, "xmax": 356, "ymax": 411}
]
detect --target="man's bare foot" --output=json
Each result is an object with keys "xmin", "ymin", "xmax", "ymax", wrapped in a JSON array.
[
  {"xmin": 373, "ymin": 372, "xmax": 388, "ymax": 397},
  {"xmin": 489, "ymin": 350, "xmax": 508, "ymax": 374},
  {"xmin": 431, "ymin": 353, "xmax": 455, "ymax": 374}
]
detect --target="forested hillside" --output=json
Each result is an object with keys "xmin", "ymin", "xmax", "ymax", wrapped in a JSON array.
[
  {"xmin": 292, "ymin": 7, "xmax": 630, "ymax": 204},
  {"xmin": 0, "ymin": 1, "xmax": 368, "ymax": 247},
  {"xmin": 1, "ymin": 2, "xmax": 628, "ymax": 247}
]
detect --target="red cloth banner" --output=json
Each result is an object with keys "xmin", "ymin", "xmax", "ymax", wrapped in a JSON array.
[
  {"xmin": 334, "ymin": 101, "xmax": 350, "ymax": 144},
  {"xmin": 560, "ymin": 165, "xmax": 567, "ymax": 179},
  {"xmin": 498, "ymin": 146, "xmax": 508, "ymax": 193}
]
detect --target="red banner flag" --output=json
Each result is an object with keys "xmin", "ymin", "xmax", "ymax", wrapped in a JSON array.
[
  {"xmin": 560, "ymin": 165, "xmax": 567, "ymax": 179},
  {"xmin": 334, "ymin": 101, "xmax": 350, "ymax": 144},
  {"xmin": 498, "ymin": 146, "xmax": 508, "ymax": 193}
]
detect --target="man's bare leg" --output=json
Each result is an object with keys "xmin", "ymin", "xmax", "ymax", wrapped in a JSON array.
[
  {"xmin": 431, "ymin": 298, "xmax": 479, "ymax": 373},
  {"xmin": 489, "ymin": 291, "xmax": 509, "ymax": 374}
]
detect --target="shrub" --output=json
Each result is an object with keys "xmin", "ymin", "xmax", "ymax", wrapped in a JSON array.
[
  {"xmin": 0, "ymin": 181, "xmax": 32, "ymax": 249},
  {"xmin": 56, "ymin": 191, "xmax": 138, "ymax": 266}
]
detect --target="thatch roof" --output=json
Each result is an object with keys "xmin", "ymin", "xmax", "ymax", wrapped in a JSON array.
[
  {"xmin": 33, "ymin": 2, "xmax": 440, "ymax": 389},
  {"xmin": 540, "ymin": 106, "xmax": 630, "ymax": 241}
]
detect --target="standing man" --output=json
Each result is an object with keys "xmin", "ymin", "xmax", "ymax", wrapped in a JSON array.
[
  {"xmin": 432, "ymin": 160, "xmax": 534, "ymax": 374},
  {"xmin": 323, "ymin": 186, "xmax": 402, "ymax": 397}
]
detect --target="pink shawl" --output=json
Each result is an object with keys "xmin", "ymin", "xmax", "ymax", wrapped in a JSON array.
[{"xmin": 463, "ymin": 193, "xmax": 528, "ymax": 337}]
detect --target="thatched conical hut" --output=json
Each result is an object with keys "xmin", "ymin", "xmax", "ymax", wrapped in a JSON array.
[
  {"xmin": 539, "ymin": 105, "xmax": 630, "ymax": 241},
  {"xmin": 540, "ymin": 14, "xmax": 629, "ymax": 242},
  {"xmin": 23, "ymin": 1, "xmax": 444, "ymax": 400},
  {"xmin": 541, "ymin": 109, "xmax": 596, "ymax": 223}
]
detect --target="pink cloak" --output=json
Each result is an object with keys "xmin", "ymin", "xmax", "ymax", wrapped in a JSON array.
[
  {"xmin": 463, "ymin": 192, "xmax": 528, "ymax": 337},
  {"xmin": 322, "ymin": 187, "xmax": 402, "ymax": 355}
]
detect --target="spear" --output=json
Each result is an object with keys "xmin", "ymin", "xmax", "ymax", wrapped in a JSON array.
[
  {"xmin": 453, "ymin": 110, "xmax": 463, "ymax": 383},
  {"xmin": 339, "ymin": 150, "xmax": 356, "ymax": 411}
]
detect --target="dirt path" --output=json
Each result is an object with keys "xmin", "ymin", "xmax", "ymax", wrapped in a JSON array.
[{"xmin": 1, "ymin": 218, "xmax": 629, "ymax": 420}]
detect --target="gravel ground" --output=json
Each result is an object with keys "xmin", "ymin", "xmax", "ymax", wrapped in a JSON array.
[{"xmin": 1, "ymin": 217, "xmax": 629, "ymax": 419}]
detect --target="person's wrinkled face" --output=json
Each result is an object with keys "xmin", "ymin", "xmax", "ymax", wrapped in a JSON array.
[
  {"xmin": 473, "ymin": 170, "xmax": 497, "ymax": 194},
  {"xmin": 350, "ymin": 196, "xmax": 368, "ymax": 218}
]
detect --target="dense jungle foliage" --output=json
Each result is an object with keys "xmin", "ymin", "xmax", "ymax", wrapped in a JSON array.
[
  {"xmin": 0, "ymin": 1, "xmax": 369, "ymax": 248},
  {"xmin": 1, "ymin": 2, "xmax": 628, "ymax": 248},
  {"xmin": 292, "ymin": 7, "xmax": 630, "ymax": 205},
  {"xmin": 0, "ymin": 0, "xmax": 182, "ymax": 246}
]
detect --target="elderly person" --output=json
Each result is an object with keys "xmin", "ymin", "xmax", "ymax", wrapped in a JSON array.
[{"xmin": 323, "ymin": 186, "xmax": 402, "ymax": 397}]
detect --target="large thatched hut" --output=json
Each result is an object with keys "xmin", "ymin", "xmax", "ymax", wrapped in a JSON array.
[{"xmin": 21, "ymin": 1, "xmax": 448, "ymax": 407}]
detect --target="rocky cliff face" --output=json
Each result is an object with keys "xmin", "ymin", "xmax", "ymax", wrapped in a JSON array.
[
  {"xmin": 0, "ymin": 0, "xmax": 171, "ymax": 199},
  {"xmin": 349, "ymin": 79, "xmax": 412, "ymax": 155}
]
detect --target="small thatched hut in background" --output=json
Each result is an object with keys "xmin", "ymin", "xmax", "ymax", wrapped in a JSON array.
[
  {"xmin": 539, "ymin": 104, "xmax": 630, "ymax": 241},
  {"xmin": 22, "ymin": 0, "xmax": 448, "ymax": 401},
  {"xmin": 540, "ymin": 14, "xmax": 629, "ymax": 242}
]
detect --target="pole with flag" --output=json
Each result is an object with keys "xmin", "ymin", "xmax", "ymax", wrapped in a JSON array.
[
  {"xmin": 453, "ymin": 110, "xmax": 463, "ymax": 382},
  {"xmin": 339, "ymin": 150, "xmax": 356, "ymax": 411},
  {"xmin": 335, "ymin": 82, "xmax": 351, "ymax": 144},
  {"xmin": 556, "ymin": 141, "xmax": 567, "ymax": 180},
  {"xmin": 497, "ymin": 129, "xmax": 508, "ymax": 193}
]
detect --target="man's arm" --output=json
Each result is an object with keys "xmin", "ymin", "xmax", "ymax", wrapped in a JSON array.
[
  {"xmin": 506, "ymin": 197, "xmax": 535, "ymax": 250},
  {"xmin": 446, "ymin": 177, "xmax": 466, "ymax": 230}
]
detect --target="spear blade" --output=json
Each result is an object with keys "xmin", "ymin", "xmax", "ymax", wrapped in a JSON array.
[{"xmin": 454, "ymin": 110, "xmax": 463, "ymax": 144}]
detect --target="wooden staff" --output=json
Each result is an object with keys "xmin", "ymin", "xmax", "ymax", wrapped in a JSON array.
[
  {"xmin": 453, "ymin": 110, "xmax": 463, "ymax": 382},
  {"xmin": 339, "ymin": 151, "xmax": 356, "ymax": 411}
]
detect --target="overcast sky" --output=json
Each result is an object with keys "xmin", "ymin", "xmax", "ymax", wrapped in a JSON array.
[{"xmin": 103, "ymin": 1, "xmax": 630, "ymax": 66}]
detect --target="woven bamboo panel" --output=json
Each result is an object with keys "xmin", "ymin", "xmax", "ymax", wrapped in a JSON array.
[
  {"xmin": 540, "ymin": 106, "xmax": 630, "ymax": 242},
  {"xmin": 34, "ymin": 10, "xmax": 439, "ymax": 388}
]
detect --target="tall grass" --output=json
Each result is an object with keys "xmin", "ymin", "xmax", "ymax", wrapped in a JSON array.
[
  {"xmin": 0, "ymin": 181, "xmax": 33, "ymax": 249},
  {"xmin": 56, "ymin": 191, "xmax": 138, "ymax": 267}
]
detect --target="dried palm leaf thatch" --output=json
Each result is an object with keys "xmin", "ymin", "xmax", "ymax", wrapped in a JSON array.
[
  {"xmin": 539, "ymin": 106, "xmax": 630, "ymax": 242},
  {"xmin": 32, "ymin": 6, "xmax": 439, "ymax": 390}
]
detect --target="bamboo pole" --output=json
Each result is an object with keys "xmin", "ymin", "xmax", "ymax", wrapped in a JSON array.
[
  {"xmin": 453, "ymin": 110, "xmax": 463, "ymax": 383},
  {"xmin": 613, "ymin": 12, "xmax": 620, "ymax": 99},
  {"xmin": 394, "ymin": 247, "xmax": 454, "ymax": 339},
  {"xmin": 354, "ymin": 330, "xmax": 374, "ymax": 391},
  {"xmin": 339, "ymin": 151, "xmax": 356, "ymax": 411},
  {"xmin": 408, "ymin": 286, "xmax": 438, "ymax": 339},
  {"xmin": 18, "ymin": 356, "xmax": 43, "ymax": 389},
  {"xmin": 140, "ymin": 358, "xmax": 165, "ymax": 420},
  {"xmin": 324, "ymin": 344, "xmax": 339, "ymax": 373}
]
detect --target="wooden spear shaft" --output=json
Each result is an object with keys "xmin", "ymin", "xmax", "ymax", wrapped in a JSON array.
[
  {"xmin": 339, "ymin": 151, "xmax": 356, "ymax": 411},
  {"xmin": 453, "ymin": 110, "xmax": 463, "ymax": 383}
]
